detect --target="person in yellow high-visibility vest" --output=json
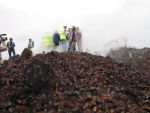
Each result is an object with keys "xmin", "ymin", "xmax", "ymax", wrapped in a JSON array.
[
  {"xmin": 42, "ymin": 32, "xmax": 53, "ymax": 48},
  {"xmin": 60, "ymin": 26, "xmax": 68, "ymax": 52}
]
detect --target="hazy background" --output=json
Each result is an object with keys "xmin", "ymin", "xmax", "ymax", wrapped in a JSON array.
[{"xmin": 0, "ymin": 0, "xmax": 150, "ymax": 59}]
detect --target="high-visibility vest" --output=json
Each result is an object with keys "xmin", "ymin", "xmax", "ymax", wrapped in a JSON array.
[
  {"xmin": 43, "ymin": 32, "xmax": 53, "ymax": 47},
  {"xmin": 60, "ymin": 29, "xmax": 67, "ymax": 40}
]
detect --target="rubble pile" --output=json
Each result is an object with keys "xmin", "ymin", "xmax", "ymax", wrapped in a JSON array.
[
  {"xmin": 109, "ymin": 47, "xmax": 150, "ymax": 73},
  {"xmin": 0, "ymin": 49, "xmax": 150, "ymax": 113}
]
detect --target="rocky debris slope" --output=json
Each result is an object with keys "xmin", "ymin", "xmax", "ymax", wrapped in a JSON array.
[{"xmin": 0, "ymin": 49, "xmax": 150, "ymax": 113}]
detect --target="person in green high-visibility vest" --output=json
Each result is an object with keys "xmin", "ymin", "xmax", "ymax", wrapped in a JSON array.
[
  {"xmin": 60, "ymin": 26, "xmax": 68, "ymax": 52},
  {"xmin": 28, "ymin": 38, "xmax": 34, "ymax": 49}
]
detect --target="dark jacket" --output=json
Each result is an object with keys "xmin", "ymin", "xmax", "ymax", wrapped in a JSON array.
[
  {"xmin": 7, "ymin": 41, "xmax": 15, "ymax": 49},
  {"xmin": 53, "ymin": 33, "xmax": 60, "ymax": 46}
]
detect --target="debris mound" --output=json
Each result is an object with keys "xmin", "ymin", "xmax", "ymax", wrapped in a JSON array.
[
  {"xmin": 0, "ymin": 49, "xmax": 150, "ymax": 113},
  {"xmin": 109, "ymin": 47, "xmax": 150, "ymax": 73},
  {"xmin": 21, "ymin": 48, "xmax": 32, "ymax": 61}
]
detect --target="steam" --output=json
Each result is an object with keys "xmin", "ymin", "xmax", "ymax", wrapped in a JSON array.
[{"xmin": 1, "ymin": 0, "xmax": 150, "ymax": 59}]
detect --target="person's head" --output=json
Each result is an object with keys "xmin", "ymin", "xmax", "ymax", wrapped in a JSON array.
[
  {"xmin": 29, "ymin": 38, "xmax": 32, "ymax": 41},
  {"xmin": 63, "ymin": 26, "xmax": 67, "ymax": 30},
  {"xmin": 10, "ymin": 38, "xmax": 13, "ymax": 41},
  {"xmin": 72, "ymin": 26, "xmax": 76, "ymax": 32}
]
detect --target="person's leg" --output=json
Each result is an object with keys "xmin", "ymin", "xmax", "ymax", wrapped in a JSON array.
[
  {"xmin": 8, "ymin": 49, "xmax": 11, "ymax": 58},
  {"xmin": 68, "ymin": 42, "xmax": 72, "ymax": 52},
  {"xmin": 61, "ymin": 41, "xmax": 64, "ymax": 52},
  {"xmin": 12, "ymin": 48, "xmax": 16, "ymax": 56},
  {"xmin": 79, "ymin": 40, "xmax": 82, "ymax": 52},
  {"xmin": 81, "ymin": 41, "xmax": 82, "ymax": 52},
  {"xmin": 61, "ymin": 40, "xmax": 67, "ymax": 52},
  {"xmin": 77, "ymin": 41, "xmax": 79, "ymax": 51},
  {"xmin": 77, "ymin": 40, "xmax": 82, "ymax": 52},
  {"xmin": 69, "ymin": 42, "xmax": 75, "ymax": 52},
  {"xmin": 68, "ymin": 42, "xmax": 71, "ymax": 52},
  {"xmin": 73, "ymin": 42, "xmax": 76, "ymax": 52},
  {"xmin": 60, "ymin": 41, "xmax": 64, "ymax": 52},
  {"xmin": 60, "ymin": 41, "xmax": 62, "ymax": 51},
  {"xmin": 64, "ymin": 40, "xmax": 67, "ymax": 52}
]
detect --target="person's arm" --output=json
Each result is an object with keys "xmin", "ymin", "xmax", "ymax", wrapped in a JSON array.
[
  {"xmin": 66, "ymin": 35, "xmax": 69, "ymax": 40},
  {"xmin": 13, "ymin": 42, "xmax": 15, "ymax": 47},
  {"xmin": 28, "ymin": 42, "xmax": 29, "ymax": 48},
  {"xmin": 80, "ymin": 32, "xmax": 82, "ymax": 41},
  {"xmin": 32, "ymin": 41, "xmax": 34, "ymax": 48}
]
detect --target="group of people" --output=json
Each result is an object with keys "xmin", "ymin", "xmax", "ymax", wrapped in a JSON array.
[
  {"xmin": 0, "ymin": 26, "xmax": 82, "ymax": 63},
  {"xmin": 53, "ymin": 26, "xmax": 82, "ymax": 52},
  {"xmin": 6, "ymin": 38, "xmax": 34, "ymax": 58},
  {"xmin": 0, "ymin": 37, "xmax": 34, "ymax": 62}
]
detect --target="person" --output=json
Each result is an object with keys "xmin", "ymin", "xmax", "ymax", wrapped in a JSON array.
[
  {"xmin": 43, "ymin": 32, "xmax": 53, "ymax": 48},
  {"xmin": 68, "ymin": 26, "xmax": 77, "ymax": 52},
  {"xmin": 60, "ymin": 26, "xmax": 68, "ymax": 52},
  {"xmin": 67, "ymin": 28, "xmax": 73, "ymax": 41},
  {"xmin": 75, "ymin": 27, "xmax": 82, "ymax": 52},
  {"xmin": 0, "ymin": 44, "xmax": 7, "ymax": 64},
  {"xmin": 7, "ymin": 38, "xmax": 16, "ymax": 58},
  {"xmin": 28, "ymin": 38, "xmax": 34, "ymax": 49},
  {"xmin": 53, "ymin": 31, "xmax": 60, "ymax": 47},
  {"xmin": 0, "ymin": 34, "xmax": 7, "ymax": 64}
]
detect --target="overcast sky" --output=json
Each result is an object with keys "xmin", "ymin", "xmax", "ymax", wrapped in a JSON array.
[{"xmin": 0, "ymin": 0, "xmax": 150, "ymax": 58}]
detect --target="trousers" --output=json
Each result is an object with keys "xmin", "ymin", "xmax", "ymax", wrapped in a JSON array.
[
  {"xmin": 68, "ymin": 41, "xmax": 76, "ymax": 52},
  {"xmin": 8, "ymin": 48, "xmax": 15, "ymax": 58},
  {"xmin": 60, "ymin": 40, "xmax": 67, "ymax": 52}
]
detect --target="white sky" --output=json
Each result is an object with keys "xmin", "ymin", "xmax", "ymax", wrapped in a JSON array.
[{"xmin": 0, "ymin": 0, "xmax": 150, "ymax": 58}]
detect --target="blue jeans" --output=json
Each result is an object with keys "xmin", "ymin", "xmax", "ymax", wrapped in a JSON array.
[
  {"xmin": 60, "ymin": 40, "xmax": 67, "ymax": 52},
  {"xmin": 8, "ymin": 48, "xmax": 15, "ymax": 58}
]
